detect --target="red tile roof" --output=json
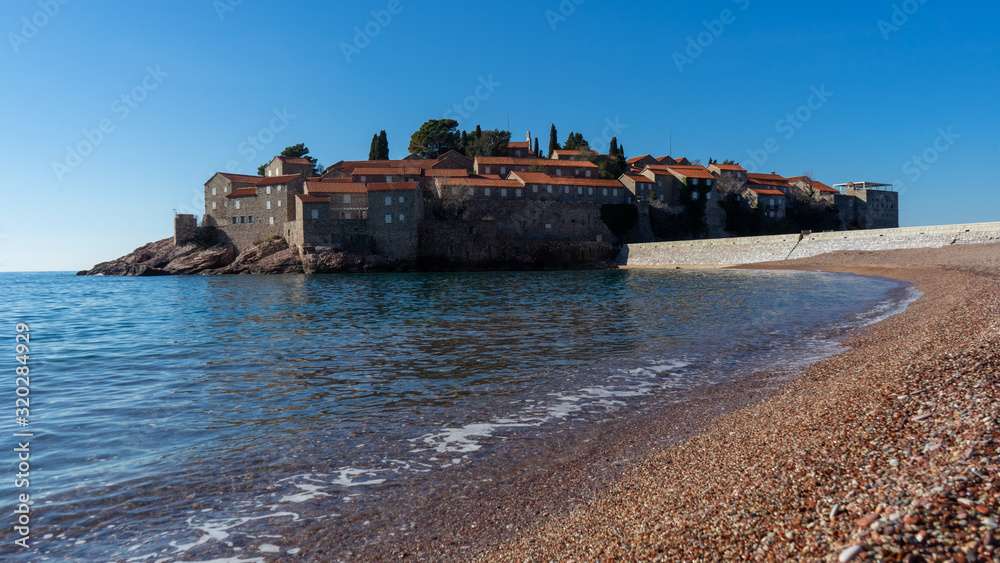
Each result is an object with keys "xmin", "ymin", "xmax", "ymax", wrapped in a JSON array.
[
  {"xmin": 711, "ymin": 164, "xmax": 747, "ymax": 172},
  {"xmin": 423, "ymin": 169, "xmax": 470, "ymax": 178},
  {"xmin": 508, "ymin": 141, "xmax": 530, "ymax": 149},
  {"xmin": 747, "ymin": 173, "xmax": 790, "ymax": 189},
  {"xmin": 340, "ymin": 159, "xmax": 437, "ymax": 172},
  {"xmin": 296, "ymin": 194, "xmax": 331, "ymax": 204},
  {"xmin": 219, "ymin": 173, "xmax": 264, "ymax": 184},
  {"xmin": 627, "ymin": 154, "xmax": 654, "ymax": 164},
  {"xmin": 226, "ymin": 187, "xmax": 257, "ymax": 198},
  {"xmin": 749, "ymin": 188, "xmax": 785, "ymax": 196},
  {"xmin": 255, "ymin": 174, "xmax": 301, "ymax": 187},
  {"xmin": 476, "ymin": 157, "xmax": 598, "ymax": 169},
  {"xmin": 309, "ymin": 177, "xmax": 355, "ymax": 183},
  {"xmin": 623, "ymin": 174, "xmax": 655, "ymax": 184},
  {"xmin": 436, "ymin": 177, "xmax": 523, "ymax": 188},
  {"xmin": 656, "ymin": 156, "xmax": 678, "ymax": 164},
  {"xmin": 351, "ymin": 168, "xmax": 423, "ymax": 176},
  {"xmin": 786, "ymin": 176, "xmax": 839, "ymax": 193},
  {"xmin": 666, "ymin": 165, "xmax": 716, "ymax": 180},
  {"xmin": 305, "ymin": 181, "xmax": 367, "ymax": 194},
  {"xmin": 508, "ymin": 171, "xmax": 623, "ymax": 188},
  {"xmin": 365, "ymin": 182, "xmax": 420, "ymax": 192},
  {"xmin": 278, "ymin": 157, "xmax": 313, "ymax": 166},
  {"xmin": 473, "ymin": 174, "xmax": 503, "ymax": 180}
]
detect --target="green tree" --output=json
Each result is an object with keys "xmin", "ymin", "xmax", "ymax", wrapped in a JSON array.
[
  {"xmin": 459, "ymin": 127, "xmax": 510, "ymax": 158},
  {"xmin": 563, "ymin": 132, "xmax": 589, "ymax": 152},
  {"xmin": 533, "ymin": 137, "xmax": 540, "ymax": 158},
  {"xmin": 376, "ymin": 130, "xmax": 389, "ymax": 160},
  {"xmin": 408, "ymin": 119, "xmax": 460, "ymax": 158},
  {"xmin": 368, "ymin": 134, "xmax": 380, "ymax": 160},
  {"xmin": 259, "ymin": 143, "xmax": 320, "ymax": 175},
  {"xmin": 548, "ymin": 124, "xmax": 559, "ymax": 158}
]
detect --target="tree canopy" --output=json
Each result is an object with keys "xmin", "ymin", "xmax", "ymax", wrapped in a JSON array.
[
  {"xmin": 548, "ymin": 124, "xmax": 559, "ymax": 158},
  {"xmin": 369, "ymin": 130, "xmax": 389, "ymax": 160},
  {"xmin": 562, "ymin": 132, "xmax": 589, "ymax": 152},
  {"xmin": 408, "ymin": 119, "xmax": 460, "ymax": 159},
  {"xmin": 258, "ymin": 143, "xmax": 320, "ymax": 175},
  {"xmin": 458, "ymin": 127, "xmax": 510, "ymax": 158}
]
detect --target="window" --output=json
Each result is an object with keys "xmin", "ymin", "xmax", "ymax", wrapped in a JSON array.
[
  {"xmin": 398, "ymin": 214, "xmax": 405, "ymax": 221},
  {"xmin": 235, "ymin": 200, "xmax": 241, "ymax": 210},
  {"xmin": 533, "ymin": 185, "xmax": 538, "ymax": 193},
  {"xmin": 385, "ymin": 176, "xmax": 392, "ymax": 182},
  {"xmin": 398, "ymin": 196, "xmax": 404, "ymax": 203},
  {"xmin": 578, "ymin": 187, "xmax": 583, "ymax": 195},
  {"xmin": 588, "ymin": 187, "xmax": 594, "ymax": 195},
  {"xmin": 311, "ymin": 209, "xmax": 319, "ymax": 219},
  {"xmin": 277, "ymin": 200, "xmax": 282, "ymax": 207},
  {"xmin": 360, "ymin": 176, "xmax": 367, "ymax": 183},
  {"xmin": 691, "ymin": 191, "xmax": 699, "ymax": 201},
  {"xmin": 212, "ymin": 187, "xmax": 217, "ymax": 196},
  {"xmin": 516, "ymin": 189, "xmax": 522, "ymax": 197},
  {"xmin": 266, "ymin": 186, "xmax": 271, "ymax": 195},
  {"xmin": 240, "ymin": 216, "xmax": 246, "ymax": 223},
  {"xmin": 345, "ymin": 212, "xmax": 352, "ymax": 219},
  {"xmin": 501, "ymin": 188, "xmax": 507, "ymax": 197},
  {"xmin": 547, "ymin": 185, "xmax": 553, "ymax": 193},
  {"xmin": 483, "ymin": 166, "xmax": 491, "ymax": 174},
  {"xmin": 452, "ymin": 186, "xmax": 459, "ymax": 195},
  {"xmin": 249, "ymin": 216, "xmax": 254, "ymax": 223},
  {"xmin": 384, "ymin": 214, "xmax": 392, "ymax": 224},
  {"xmin": 212, "ymin": 202, "xmax": 217, "ymax": 210},
  {"xmin": 232, "ymin": 217, "xmax": 237, "ymax": 224},
  {"xmin": 385, "ymin": 196, "xmax": 392, "ymax": 205},
  {"xmin": 545, "ymin": 224, "xmax": 552, "ymax": 229},
  {"xmin": 556, "ymin": 169, "xmax": 562, "ymax": 176},
  {"xmin": 564, "ymin": 187, "xmax": 570, "ymax": 194},
  {"xmin": 484, "ymin": 188, "xmax": 491, "ymax": 196},
  {"xmin": 269, "ymin": 217, "xmax": 274, "ymax": 225},
  {"xmin": 586, "ymin": 170, "xmax": 591, "ymax": 178},
  {"xmin": 706, "ymin": 191, "xmax": 712, "ymax": 200},
  {"xmin": 343, "ymin": 194, "xmax": 351, "ymax": 204},
  {"xmin": 602, "ymin": 188, "xmax": 608, "ymax": 196},
  {"xmin": 266, "ymin": 201, "xmax": 271, "ymax": 210},
  {"xmin": 501, "ymin": 167, "xmax": 506, "ymax": 174},
  {"xmin": 614, "ymin": 189, "xmax": 620, "ymax": 197},
  {"xmin": 277, "ymin": 185, "xmax": 282, "ymax": 192},
  {"xmin": 693, "ymin": 178, "xmax": 700, "ymax": 185}
]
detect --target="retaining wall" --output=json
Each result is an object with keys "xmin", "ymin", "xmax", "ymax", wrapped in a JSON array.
[{"xmin": 619, "ymin": 222, "xmax": 1000, "ymax": 267}]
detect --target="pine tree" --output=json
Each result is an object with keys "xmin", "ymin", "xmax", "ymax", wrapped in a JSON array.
[
  {"xmin": 533, "ymin": 137, "xmax": 540, "ymax": 158},
  {"xmin": 609, "ymin": 137, "xmax": 619, "ymax": 159},
  {"xmin": 368, "ymin": 134, "xmax": 379, "ymax": 160},
  {"xmin": 377, "ymin": 130, "xmax": 389, "ymax": 160},
  {"xmin": 548, "ymin": 124, "xmax": 559, "ymax": 158}
]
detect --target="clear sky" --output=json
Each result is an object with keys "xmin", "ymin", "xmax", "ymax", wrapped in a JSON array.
[{"xmin": 1, "ymin": 0, "xmax": 997, "ymax": 271}]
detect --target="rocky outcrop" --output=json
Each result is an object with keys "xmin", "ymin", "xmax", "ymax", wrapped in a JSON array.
[{"xmin": 78, "ymin": 238, "xmax": 409, "ymax": 276}]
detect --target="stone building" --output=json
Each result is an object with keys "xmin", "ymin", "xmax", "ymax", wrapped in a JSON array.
[
  {"xmin": 835, "ymin": 182, "xmax": 900, "ymax": 229},
  {"xmin": 264, "ymin": 156, "xmax": 316, "ymax": 178},
  {"xmin": 506, "ymin": 172, "xmax": 628, "ymax": 205},
  {"xmin": 474, "ymin": 156, "xmax": 599, "ymax": 179}
]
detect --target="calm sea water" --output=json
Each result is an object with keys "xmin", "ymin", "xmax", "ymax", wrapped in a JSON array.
[{"xmin": 0, "ymin": 269, "xmax": 914, "ymax": 561}]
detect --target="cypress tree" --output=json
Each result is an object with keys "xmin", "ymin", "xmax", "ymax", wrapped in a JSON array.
[
  {"xmin": 534, "ymin": 137, "xmax": 540, "ymax": 158},
  {"xmin": 609, "ymin": 137, "xmax": 618, "ymax": 159},
  {"xmin": 548, "ymin": 124, "xmax": 559, "ymax": 158},
  {"xmin": 377, "ymin": 130, "xmax": 389, "ymax": 160},
  {"xmin": 368, "ymin": 134, "xmax": 379, "ymax": 160}
]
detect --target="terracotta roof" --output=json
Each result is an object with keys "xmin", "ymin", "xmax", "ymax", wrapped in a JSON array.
[
  {"xmin": 436, "ymin": 177, "xmax": 522, "ymax": 188},
  {"xmin": 627, "ymin": 154, "xmax": 654, "ymax": 164},
  {"xmin": 666, "ymin": 165, "xmax": 716, "ymax": 180},
  {"xmin": 749, "ymin": 188, "xmax": 785, "ymax": 196},
  {"xmin": 656, "ymin": 156, "xmax": 677, "ymax": 164},
  {"xmin": 712, "ymin": 164, "xmax": 747, "ymax": 172},
  {"xmin": 255, "ymin": 174, "xmax": 301, "ymax": 187},
  {"xmin": 508, "ymin": 171, "xmax": 623, "ymax": 188},
  {"xmin": 226, "ymin": 187, "xmax": 257, "ymax": 198},
  {"xmin": 305, "ymin": 181, "xmax": 367, "ymax": 194},
  {"xmin": 423, "ymin": 169, "xmax": 470, "ymax": 178},
  {"xmin": 351, "ymin": 168, "xmax": 423, "ymax": 176},
  {"xmin": 474, "ymin": 174, "xmax": 503, "ymax": 180},
  {"xmin": 338, "ymin": 160, "xmax": 437, "ymax": 173},
  {"xmin": 365, "ymin": 182, "xmax": 420, "ymax": 192},
  {"xmin": 508, "ymin": 141, "xmax": 530, "ymax": 149},
  {"xmin": 218, "ymin": 173, "xmax": 264, "ymax": 184},
  {"xmin": 278, "ymin": 156, "xmax": 313, "ymax": 166},
  {"xmin": 672, "ymin": 157, "xmax": 691, "ymax": 165},
  {"xmin": 296, "ymin": 194, "xmax": 331, "ymax": 204},
  {"xmin": 476, "ymin": 157, "xmax": 598, "ymax": 169},
  {"xmin": 786, "ymin": 176, "xmax": 839, "ymax": 193},
  {"xmin": 623, "ymin": 174, "xmax": 655, "ymax": 184},
  {"xmin": 309, "ymin": 177, "xmax": 355, "ymax": 183},
  {"xmin": 747, "ymin": 173, "xmax": 789, "ymax": 188},
  {"xmin": 552, "ymin": 150, "xmax": 586, "ymax": 156}
]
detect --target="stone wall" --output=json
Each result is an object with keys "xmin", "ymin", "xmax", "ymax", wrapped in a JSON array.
[
  {"xmin": 174, "ymin": 214, "xmax": 198, "ymax": 246},
  {"xmin": 619, "ymin": 222, "xmax": 1000, "ymax": 267}
]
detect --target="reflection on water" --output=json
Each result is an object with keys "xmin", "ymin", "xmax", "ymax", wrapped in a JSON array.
[{"xmin": 0, "ymin": 269, "xmax": 910, "ymax": 561}]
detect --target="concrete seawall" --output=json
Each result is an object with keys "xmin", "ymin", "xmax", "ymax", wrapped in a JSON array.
[{"xmin": 619, "ymin": 222, "xmax": 1000, "ymax": 267}]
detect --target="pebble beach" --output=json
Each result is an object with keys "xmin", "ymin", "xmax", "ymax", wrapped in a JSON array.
[
  {"xmin": 462, "ymin": 243, "xmax": 1000, "ymax": 562},
  {"xmin": 325, "ymin": 243, "xmax": 1000, "ymax": 562}
]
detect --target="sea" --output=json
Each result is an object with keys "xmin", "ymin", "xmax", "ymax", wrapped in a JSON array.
[{"xmin": 0, "ymin": 269, "xmax": 917, "ymax": 562}]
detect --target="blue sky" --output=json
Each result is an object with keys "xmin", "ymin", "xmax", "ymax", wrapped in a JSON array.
[{"xmin": 1, "ymin": 0, "xmax": 997, "ymax": 271}]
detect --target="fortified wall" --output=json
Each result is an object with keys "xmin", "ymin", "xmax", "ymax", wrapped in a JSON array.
[{"xmin": 619, "ymin": 222, "xmax": 1000, "ymax": 267}]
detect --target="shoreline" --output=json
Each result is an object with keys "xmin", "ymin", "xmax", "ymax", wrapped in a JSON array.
[{"xmin": 457, "ymin": 243, "xmax": 1000, "ymax": 561}]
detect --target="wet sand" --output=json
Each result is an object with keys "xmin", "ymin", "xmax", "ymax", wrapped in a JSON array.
[{"xmin": 313, "ymin": 243, "xmax": 1000, "ymax": 561}]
